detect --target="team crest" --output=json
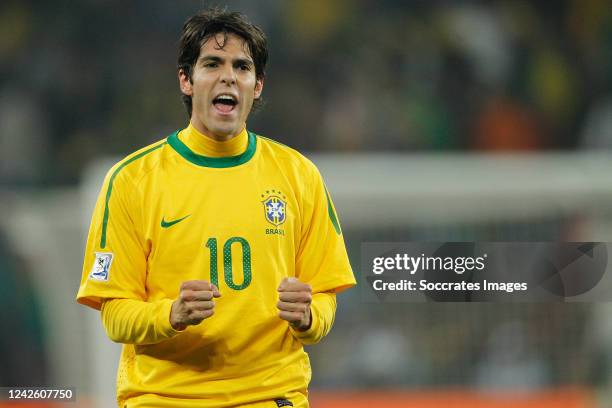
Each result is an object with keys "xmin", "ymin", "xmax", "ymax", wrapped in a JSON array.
[
  {"xmin": 262, "ymin": 190, "xmax": 287, "ymax": 226},
  {"xmin": 89, "ymin": 252, "xmax": 113, "ymax": 282}
]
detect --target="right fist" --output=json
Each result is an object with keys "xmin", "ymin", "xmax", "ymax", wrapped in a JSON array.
[{"xmin": 170, "ymin": 280, "xmax": 221, "ymax": 331}]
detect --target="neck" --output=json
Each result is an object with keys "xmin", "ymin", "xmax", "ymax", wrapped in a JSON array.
[{"xmin": 178, "ymin": 122, "xmax": 249, "ymax": 158}]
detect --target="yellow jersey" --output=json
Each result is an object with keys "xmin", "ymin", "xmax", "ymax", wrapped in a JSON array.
[{"xmin": 76, "ymin": 124, "xmax": 355, "ymax": 408}]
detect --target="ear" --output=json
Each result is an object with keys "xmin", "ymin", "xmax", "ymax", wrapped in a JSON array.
[
  {"xmin": 178, "ymin": 68, "xmax": 193, "ymax": 96},
  {"xmin": 254, "ymin": 78, "xmax": 264, "ymax": 99}
]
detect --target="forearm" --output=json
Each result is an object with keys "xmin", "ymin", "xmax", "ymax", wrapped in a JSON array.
[
  {"xmin": 101, "ymin": 298, "xmax": 180, "ymax": 345},
  {"xmin": 292, "ymin": 292, "xmax": 337, "ymax": 345}
]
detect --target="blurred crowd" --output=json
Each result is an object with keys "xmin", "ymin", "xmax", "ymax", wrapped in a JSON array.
[
  {"xmin": 2, "ymin": 0, "xmax": 612, "ymax": 185},
  {"xmin": 308, "ymin": 220, "xmax": 606, "ymax": 389},
  {"xmin": 312, "ymin": 302, "xmax": 599, "ymax": 390}
]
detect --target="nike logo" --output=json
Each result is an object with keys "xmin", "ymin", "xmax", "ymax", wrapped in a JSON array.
[{"xmin": 161, "ymin": 214, "xmax": 191, "ymax": 228}]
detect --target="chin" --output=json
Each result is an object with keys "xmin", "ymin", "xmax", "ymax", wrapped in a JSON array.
[
  {"xmin": 210, "ymin": 124, "xmax": 238, "ymax": 138},
  {"xmin": 216, "ymin": 125, "xmax": 237, "ymax": 135}
]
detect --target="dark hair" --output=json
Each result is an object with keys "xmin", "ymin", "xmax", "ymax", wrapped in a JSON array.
[{"xmin": 177, "ymin": 8, "xmax": 268, "ymax": 117}]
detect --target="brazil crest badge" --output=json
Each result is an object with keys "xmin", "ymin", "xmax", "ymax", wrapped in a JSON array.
[{"xmin": 262, "ymin": 190, "xmax": 287, "ymax": 226}]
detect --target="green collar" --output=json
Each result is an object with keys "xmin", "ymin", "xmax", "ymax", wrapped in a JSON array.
[{"xmin": 167, "ymin": 130, "xmax": 257, "ymax": 168}]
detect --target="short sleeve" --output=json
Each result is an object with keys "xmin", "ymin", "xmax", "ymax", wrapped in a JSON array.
[
  {"xmin": 76, "ymin": 166, "xmax": 148, "ymax": 310},
  {"xmin": 295, "ymin": 163, "xmax": 356, "ymax": 294}
]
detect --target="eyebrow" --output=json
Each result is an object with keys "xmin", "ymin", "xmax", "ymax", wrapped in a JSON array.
[{"xmin": 199, "ymin": 55, "xmax": 254, "ymax": 66}]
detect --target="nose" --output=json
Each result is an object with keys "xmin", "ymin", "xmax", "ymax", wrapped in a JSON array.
[{"xmin": 220, "ymin": 64, "xmax": 236, "ymax": 86}]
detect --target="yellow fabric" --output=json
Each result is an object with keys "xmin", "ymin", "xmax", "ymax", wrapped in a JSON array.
[
  {"xmin": 76, "ymin": 127, "xmax": 355, "ymax": 408},
  {"xmin": 101, "ymin": 298, "xmax": 179, "ymax": 344},
  {"xmin": 123, "ymin": 392, "xmax": 308, "ymax": 408},
  {"xmin": 179, "ymin": 122, "xmax": 248, "ymax": 157},
  {"xmin": 291, "ymin": 292, "xmax": 336, "ymax": 345}
]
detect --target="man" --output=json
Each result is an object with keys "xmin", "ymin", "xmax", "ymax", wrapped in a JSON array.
[{"xmin": 76, "ymin": 9, "xmax": 355, "ymax": 408}]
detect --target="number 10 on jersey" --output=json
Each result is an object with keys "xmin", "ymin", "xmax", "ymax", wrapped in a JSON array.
[{"xmin": 205, "ymin": 237, "xmax": 252, "ymax": 290}]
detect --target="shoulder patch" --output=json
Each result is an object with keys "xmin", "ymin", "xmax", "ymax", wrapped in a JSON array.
[{"xmin": 89, "ymin": 252, "xmax": 114, "ymax": 282}]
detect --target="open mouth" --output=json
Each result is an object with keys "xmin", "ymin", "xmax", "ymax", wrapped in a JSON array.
[{"xmin": 213, "ymin": 94, "xmax": 238, "ymax": 114}]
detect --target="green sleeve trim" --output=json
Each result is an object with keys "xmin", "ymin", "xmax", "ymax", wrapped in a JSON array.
[
  {"xmin": 257, "ymin": 134, "xmax": 290, "ymax": 149},
  {"xmin": 167, "ymin": 130, "xmax": 257, "ymax": 168},
  {"xmin": 100, "ymin": 141, "xmax": 167, "ymax": 248},
  {"xmin": 325, "ymin": 187, "xmax": 341, "ymax": 235}
]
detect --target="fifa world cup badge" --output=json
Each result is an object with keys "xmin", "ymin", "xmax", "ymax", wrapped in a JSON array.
[{"xmin": 89, "ymin": 252, "xmax": 114, "ymax": 281}]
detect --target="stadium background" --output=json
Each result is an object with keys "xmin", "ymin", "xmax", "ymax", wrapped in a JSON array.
[{"xmin": 1, "ymin": 0, "xmax": 612, "ymax": 406}]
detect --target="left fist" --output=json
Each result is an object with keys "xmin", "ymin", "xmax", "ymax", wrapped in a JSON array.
[{"xmin": 277, "ymin": 277, "xmax": 312, "ymax": 331}]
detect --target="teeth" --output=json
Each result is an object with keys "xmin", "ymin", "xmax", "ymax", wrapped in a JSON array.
[{"xmin": 216, "ymin": 95, "xmax": 236, "ymax": 102}]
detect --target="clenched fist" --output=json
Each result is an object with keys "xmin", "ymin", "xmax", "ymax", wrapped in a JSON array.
[
  {"xmin": 170, "ymin": 280, "xmax": 221, "ymax": 331},
  {"xmin": 277, "ymin": 277, "xmax": 312, "ymax": 331}
]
